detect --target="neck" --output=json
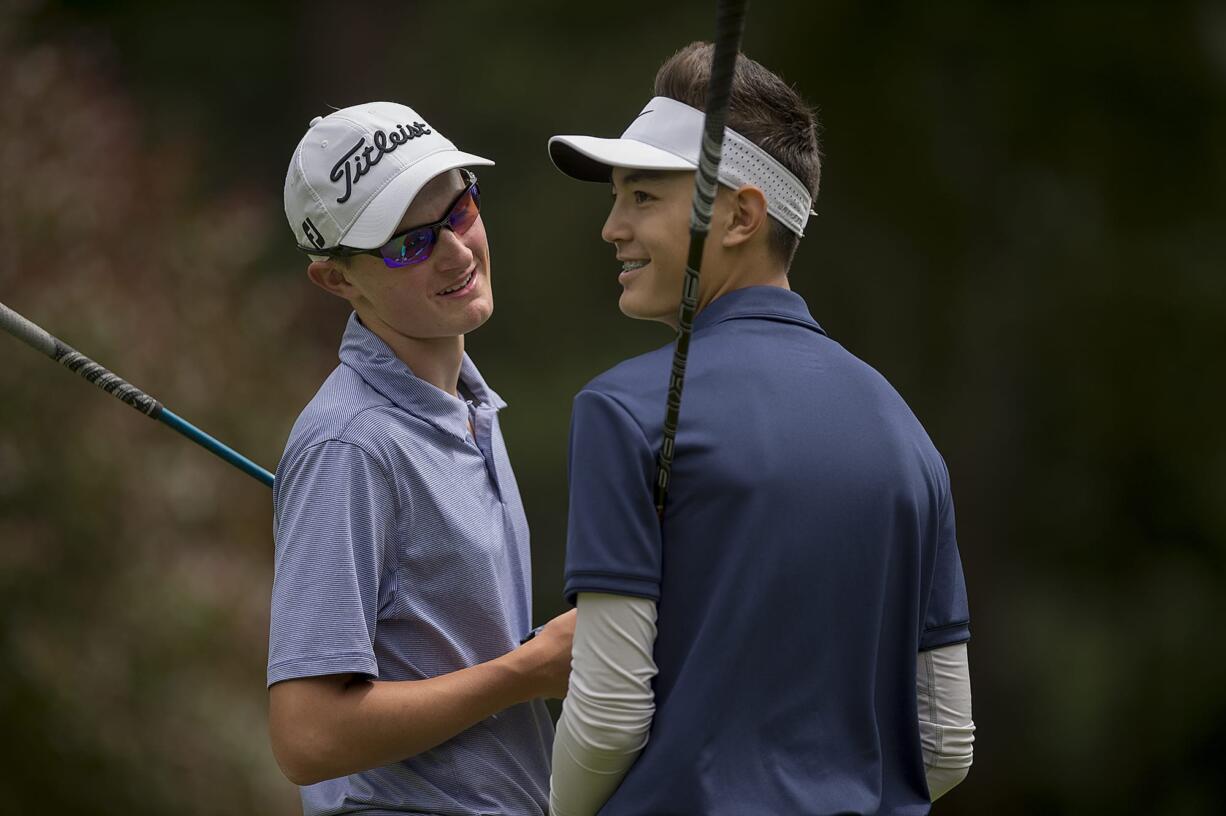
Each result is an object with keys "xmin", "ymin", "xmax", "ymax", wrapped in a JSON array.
[
  {"xmin": 686, "ymin": 251, "xmax": 790, "ymax": 327},
  {"xmin": 355, "ymin": 308, "xmax": 465, "ymax": 397}
]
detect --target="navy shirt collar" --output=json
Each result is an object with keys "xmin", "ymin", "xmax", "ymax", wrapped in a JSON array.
[
  {"xmin": 692, "ymin": 285, "xmax": 826, "ymax": 337},
  {"xmin": 338, "ymin": 312, "xmax": 506, "ymax": 440}
]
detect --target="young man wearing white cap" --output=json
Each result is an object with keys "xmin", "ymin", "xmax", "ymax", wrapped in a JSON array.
[
  {"xmin": 269, "ymin": 101, "xmax": 572, "ymax": 815},
  {"xmin": 546, "ymin": 44, "xmax": 975, "ymax": 815}
]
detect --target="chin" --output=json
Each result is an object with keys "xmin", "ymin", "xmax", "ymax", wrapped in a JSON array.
[
  {"xmin": 617, "ymin": 293, "xmax": 643, "ymax": 320},
  {"xmin": 460, "ymin": 297, "xmax": 494, "ymax": 334},
  {"xmin": 618, "ymin": 286, "xmax": 648, "ymax": 317},
  {"xmin": 618, "ymin": 291, "xmax": 673, "ymax": 324}
]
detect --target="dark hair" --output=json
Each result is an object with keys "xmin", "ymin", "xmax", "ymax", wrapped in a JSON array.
[{"xmin": 654, "ymin": 42, "xmax": 821, "ymax": 268}]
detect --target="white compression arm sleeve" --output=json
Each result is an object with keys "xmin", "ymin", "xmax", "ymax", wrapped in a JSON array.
[
  {"xmin": 917, "ymin": 641, "xmax": 975, "ymax": 800},
  {"xmin": 549, "ymin": 592, "xmax": 659, "ymax": 816}
]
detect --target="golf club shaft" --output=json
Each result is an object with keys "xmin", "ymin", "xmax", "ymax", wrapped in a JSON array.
[
  {"xmin": 654, "ymin": 0, "xmax": 749, "ymax": 516},
  {"xmin": 0, "ymin": 300, "xmax": 275, "ymax": 488}
]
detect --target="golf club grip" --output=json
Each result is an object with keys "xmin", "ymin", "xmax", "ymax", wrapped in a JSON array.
[
  {"xmin": 1, "ymin": 300, "xmax": 162, "ymax": 416},
  {"xmin": 53, "ymin": 342, "xmax": 163, "ymax": 417},
  {"xmin": 0, "ymin": 300, "xmax": 57, "ymax": 357},
  {"xmin": 655, "ymin": 0, "xmax": 749, "ymax": 517}
]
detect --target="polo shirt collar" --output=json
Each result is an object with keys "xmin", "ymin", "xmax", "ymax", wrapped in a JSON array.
[
  {"xmin": 338, "ymin": 312, "xmax": 507, "ymax": 441},
  {"xmin": 692, "ymin": 285, "xmax": 827, "ymax": 336}
]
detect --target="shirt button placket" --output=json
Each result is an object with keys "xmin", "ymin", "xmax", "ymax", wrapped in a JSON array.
[{"xmin": 469, "ymin": 403, "xmax": 503, "ymax": 501}]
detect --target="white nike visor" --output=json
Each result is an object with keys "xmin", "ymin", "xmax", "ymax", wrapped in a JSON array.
[{"xmin": 549, "ymin": 96, "xmax": 813, "ymax": 237}]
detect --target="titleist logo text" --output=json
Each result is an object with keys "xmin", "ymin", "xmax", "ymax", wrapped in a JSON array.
[{"xmin": 330, "ymin": 122, "xmax": 432, "ymax": 204}]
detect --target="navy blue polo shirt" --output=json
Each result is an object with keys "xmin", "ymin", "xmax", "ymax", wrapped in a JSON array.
[{"xmin": 564, "ymin": 286, "xmax": 969, "ymax": 815}]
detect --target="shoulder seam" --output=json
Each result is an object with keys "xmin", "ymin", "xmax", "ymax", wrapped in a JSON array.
[
  {"xmin": 335, "ymin": 402, "xmax": 395, "ymax": 440},
  {"xmin": 285, "ymin": 436, "xmax": 401, "ymax": 519}
]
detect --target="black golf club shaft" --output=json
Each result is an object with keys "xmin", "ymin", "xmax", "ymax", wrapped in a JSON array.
[{"xmin": 654, "ymin": 0, "xmax": 749, "ymax": 516}]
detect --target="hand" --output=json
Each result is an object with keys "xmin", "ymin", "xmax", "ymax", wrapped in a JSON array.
[{"xmin": 518, "ymin": 608, "xmax": 576, "ymax": 700}]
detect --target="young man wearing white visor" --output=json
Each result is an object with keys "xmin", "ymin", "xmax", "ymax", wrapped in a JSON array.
[
  {"xmin": 269, "ymin": 101, "xmax": 573, "ymax": 815},
  {"xmin": 546, "ymin": 44, "xmax": 975, "ymax": 815}
]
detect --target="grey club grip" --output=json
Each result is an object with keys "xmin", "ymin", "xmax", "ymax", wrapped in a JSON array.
[
  {"xmin": 0, "ymin": 300, "xmax": 162, "ymax": 416},
  {"xmin": 0, "ymin": 300, "xmax": 56, "ymax": 358}
]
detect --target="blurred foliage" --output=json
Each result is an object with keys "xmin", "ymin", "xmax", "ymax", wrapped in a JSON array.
[{"xmin": 0, "ymin": 0, "xmax": 1223, "ymax": 813}]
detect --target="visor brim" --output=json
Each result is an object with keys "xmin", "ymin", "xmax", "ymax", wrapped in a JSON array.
[{"xmin": 548, "ymin": 135, "xmax": 696, "ymax": 182}]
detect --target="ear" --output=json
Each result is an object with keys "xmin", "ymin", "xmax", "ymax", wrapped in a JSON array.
[
  {"xmin": 306, "ymin": 259, "xmax": 360, "ymax": 301},
  {"xmin": 720, "ymin": 185, "xmax": 769, "ymax": 250}
]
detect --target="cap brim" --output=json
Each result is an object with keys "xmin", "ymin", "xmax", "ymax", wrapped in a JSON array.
[
  {"xmin": 548, "ymin": 135, "xmax": 695, "ymax": 183},
  {"xmin": 342, "ymin": 149, "xmax": 495, "ymax": 249}
]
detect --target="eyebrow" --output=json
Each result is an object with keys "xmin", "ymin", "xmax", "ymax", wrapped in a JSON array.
[{"xmin": 616, "ymin": 170, "xmax": 670, "ymax": 186}]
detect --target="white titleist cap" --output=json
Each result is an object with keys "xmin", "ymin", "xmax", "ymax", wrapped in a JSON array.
[
  {"xmin": 284, "ymin": 101, "xmax": 493, "ymax": 251},
  {"xmin": 549, "ymin": 96, "xmax": 813, "ymax": 237}
]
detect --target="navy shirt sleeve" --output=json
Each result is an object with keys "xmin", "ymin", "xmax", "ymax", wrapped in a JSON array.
[
  {"xmin": 919, "ymin": 476, "xmax": 971, "ymax": 651},
  {"xmin": 563, "ymin": 389, "xmax": 662, "ymax": 605},
  {"xmin": 268, "ymin": 439, "xmax": 397, "ymax": 686}
]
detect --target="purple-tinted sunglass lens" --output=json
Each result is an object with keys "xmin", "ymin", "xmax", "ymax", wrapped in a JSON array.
[
  {"xmin": 448, "ymin": 187, "xmax": 480, "ymax": 233},
  {"xmin": 383, "ymin": 229, "xmax": 434, "ymax": 267},
  {"xmin": 379, "ymin": 182, "xmax": 481, "ymax": 268}
]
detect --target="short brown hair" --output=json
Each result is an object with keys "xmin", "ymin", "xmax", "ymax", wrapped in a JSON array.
[{"xmin": 655, "ymin": 42, "xmax": 821, "ymax": 268}]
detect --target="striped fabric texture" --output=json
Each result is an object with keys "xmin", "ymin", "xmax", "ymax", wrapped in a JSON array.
[{"xmin": 269, "ymin": 312, "xmax": 552, "ymax": 816}]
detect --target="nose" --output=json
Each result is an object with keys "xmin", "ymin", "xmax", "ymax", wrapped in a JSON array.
[
  {"xmin": 431, "ymin": 223, "xmax": 475, "ymax": 272},
  {"xmin": 601, "ymin": 202, "xmax": 631, "ymax": 246}
]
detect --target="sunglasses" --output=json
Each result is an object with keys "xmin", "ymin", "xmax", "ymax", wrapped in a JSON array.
[{"xmin": 309, "ymin": 170, "xmax": 482, "ymax": 268}]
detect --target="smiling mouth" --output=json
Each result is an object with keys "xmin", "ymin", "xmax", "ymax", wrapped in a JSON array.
[
  {"xmin": 621, "ymin": 260, "xmax": 648, "ymax": 273},
  {"xmin": 437, "ymin": 269, "xmax": 476, "ymax": 296}
]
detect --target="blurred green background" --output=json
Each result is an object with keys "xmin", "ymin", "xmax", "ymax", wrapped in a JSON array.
[{"xmin": 1, "ymin": 0, "xmax": 1223, "ymax": 812}]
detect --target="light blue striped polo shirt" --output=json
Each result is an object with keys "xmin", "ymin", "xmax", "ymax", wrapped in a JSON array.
[{"xmin": 269, "ymin": 312, "xmax": 552, "ymax": 816}]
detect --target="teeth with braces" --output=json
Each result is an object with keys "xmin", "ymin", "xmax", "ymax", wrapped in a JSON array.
[{"xmin": 621, "ymin": 260, "xmax": 648, "ymax": 272}]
